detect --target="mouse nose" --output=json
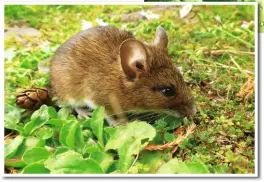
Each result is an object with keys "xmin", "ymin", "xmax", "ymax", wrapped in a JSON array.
[{"xmin": 185, "ymin": 104, "xmax": 197, "ymax": 116}]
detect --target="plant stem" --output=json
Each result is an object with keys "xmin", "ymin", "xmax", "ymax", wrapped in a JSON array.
[{"xmin": 214, "ymin": 26, "xmax": 254, "ymax": 48}]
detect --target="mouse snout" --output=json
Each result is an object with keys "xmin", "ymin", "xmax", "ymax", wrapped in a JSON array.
[{"xmin": 184, "ymin": 104, "xmax": 197, "ymax": 116}]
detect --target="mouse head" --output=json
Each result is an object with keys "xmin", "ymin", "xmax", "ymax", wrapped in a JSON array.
[{"xmin": 119, "ymin": 26, "xmax": 196, "ymax": 117}]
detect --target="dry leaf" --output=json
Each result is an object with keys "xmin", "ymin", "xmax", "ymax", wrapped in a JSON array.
[
  {"xmin": 236, "ymin": 77, "xmax": 254, "ymax": 102},
  {"xmin": 6, "ymin": 167, "xmax": 18, "ymax": 174}
]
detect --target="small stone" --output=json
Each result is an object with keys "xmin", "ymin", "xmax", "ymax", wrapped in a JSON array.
[{"xmin": 5, "ymin": 27, "xmax": 41, "ymax": 38}]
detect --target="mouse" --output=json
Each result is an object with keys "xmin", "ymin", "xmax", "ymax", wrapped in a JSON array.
[{"xmin": 17, "ymin": 26, "xmax": 197, "ymax": 126}]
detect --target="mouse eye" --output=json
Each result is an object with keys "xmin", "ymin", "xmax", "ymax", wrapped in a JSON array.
[{"xmin": 161, "ymin": 87, "xmax": 176, "ymax": 97}]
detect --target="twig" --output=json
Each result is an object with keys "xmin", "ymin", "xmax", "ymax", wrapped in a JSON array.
[
  {"xmin": 126, "ymin": 147, "xmax": 140, "ymax": 174},
  {"xmin": 144, "ymin": 123, "xmax": 196, "ymax": 151},
  {"xmin": 229, "ymin": 55, "xmax": 248, "ymax": 76},
  {"xmin": 4, "ymin": 132, "xmax": 15, "ymax": 144},
  {"xmin": 4, "ymin": 131, "xmax": 15, "ymax": 140},
  {"xmin": 203, "ymin": 49, "xmax": 254, "ymax": 57},
  {"xmin": 172, "ymin": 146, "xmax": 178, "ymax": 154},
  {"xmin": 202, "ymin": 59, "xmax": 254, "ymax": 75},
  {"xmin": 5, "ymin": 158, "xmax": 22, "ymax": 164},
  {"xmin": 195, "ymin": 12, "xmax": 209, "ymax": 32}
]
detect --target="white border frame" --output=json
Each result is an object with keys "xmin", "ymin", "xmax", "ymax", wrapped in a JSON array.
[{"xmin": 1, "ymin": 1, "xmax": 258, "ymax": 178}]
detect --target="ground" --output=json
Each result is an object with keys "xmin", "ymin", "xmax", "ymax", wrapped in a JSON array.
[{"xmin": 4, "ymin": 5, "xmax": 255, "ymax": 174}]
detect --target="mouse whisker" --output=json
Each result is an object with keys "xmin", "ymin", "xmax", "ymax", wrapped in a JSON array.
[
  {"xmin": 135, "ymin": 112, "xmax": 159, "ymax": 122},
  {"xmin": 155, "ymin": 113, "xmax": 173, "ymax": 121}
]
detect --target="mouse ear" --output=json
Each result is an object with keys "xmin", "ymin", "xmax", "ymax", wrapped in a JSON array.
[
  {"xmin": 119, "ymin": 39, "xmax": 148, "ymax": 80},
  {"xmin": 154, "ymin": 26, "xmax": 168, "ymax": 50}
]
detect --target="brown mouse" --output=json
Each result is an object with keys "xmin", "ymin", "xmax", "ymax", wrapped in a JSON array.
[{"xmin": 50, "ymin": 26, "xmax": 196, "ymax": 126}]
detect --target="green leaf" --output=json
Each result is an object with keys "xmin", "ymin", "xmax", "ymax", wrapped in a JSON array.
[
  {"xmin": 44, "ymin": 150, "xmax": 104, "ymax": 174},
  {"xmin": 118, "ymin": 138, "xmax": 139, "ymax": 173},
  {"xmin": 5, "ymin": 136, "xmax": 45, "ymax": 167},
  {"xmin": 157, "ymin": 158, "xmax": 209, "ymax": 174},
  {"xmin": 57, "ymin": 108, "xmax": 72, "ymax": 120},
  {"xmin": 84, "ymin": 145, "xmax": 101, "ymax": 154},
  {"xmin": 155, "ymin": 114, "xmax": 182, "ymax": 131},
  {"xmin": 154, "ymin": 119, "xmax": 167, "ymax": 129},
  {"xmin": 4, "ymin": 104, "xmax": 23, "ymax": 133},
  {"xmin": 59, "ymin": 120, "xmax": 77, "ymax": 148},
  {"xmin": 212, "ymin": 164, "xmax": 229, "ymax": 174},
  {"xmin": 82, "ymin": 118, "xmax": 92, "ymax": 128},
  {"xmin": 34, "ymin": 126, "xmax": 54, "ymax": 140},
  {"xmin": 90, "ymin": 107, "xmax": 105, "ymax": 146},
  {"xmin": 107, "ymin": 160, "xmax": 120, "ymax": 174},
  {"xmin": 137, "ymin": 151, "xmax": 164, "ymax": 173},
  {"xmin": 24, "ymin": 119, "xmax": 43, "ymax": 136},
  {"xmin": 68, "ymin": 114, "xmax": 77, "ymax": 120},
  {"xmin": 5, "ymin": 135, "xmax": 24, "ymax": 159},
  {"xmin": 157, "ymin": 158, "xmax": 188, "ymax": 174},
  {"xmin": 8, "ymin": 136, "xmax": 46, "ymax": 167},
  {"xmin": 59, "ymin": 120, "xmax": 84, "ymax": 152},
  {"xmin": 104, "ymin": 127, "xmax": 116, "ymax": 139},
  {"xmin": 48, "ymin": 106, "xmax": 57, "ymax": 119},
  {"xmin": 103, "ymin": 127, "xmax": 115, "ymax": 143},
  {"xmin": 186, "ymin": 161, "xmax": 210, "ymax": 174},
  {"xmin": 15, "ymin": 136, "xmax": 45, "ymax": 157},
  {"xmin": 35, "ymin": 76, "xmax": 50, "ymax": 87},
  {"xmin": 75, "ymin": 124, "xmax": 85, "ymax": 153},
  {"xmin": 24, "ymin": 105, "xmax": 50, "ymax": 135},
  {"xmin": 45, "ymin": 119, "xmax": 65, "ymax": 127},
  {"xmin": 16, "ymin": 76, "xmax": 30, "ymax": 86},
  {"xmin": 105, "ymin": 121, "xmax": 156, "ymax": 151},
  {"xmin": 22, "ymin": 163, "xmax": 50, "ymax": 174},
  {"xmin": 20, "ymin": 59, "xmax": 31, "ymax": 69},
  {"xmin": 83, "ymin": 139, "xmax": 103, "ymax": 154},
  {"xmin": 53, "ymin": 147, "xmax": 71, "ymax": 156},
  {"xmin": 164, "ymin": 132, "xmax": 175, "ymax": 142},
  {"xmin": 22, "ymin": 147, "xmax": 51, "ymax": 164},
  {"xmin": 4, "ymin": 104, "xmax": 21, "ymax": 124},
  {"xmin": 30, "ymin": 105, "xmax": 49, "ymax": 121},
  {"xmin": 90, "ymin": 152, "xmax": 114, "ymax": 172},
  {"xmin": 105, "ymin": 121, "xmax": 156, "ymax": 173},
  {"xmin": 67, "ymin": 122, "xmax": 79, "ymax": 149}
]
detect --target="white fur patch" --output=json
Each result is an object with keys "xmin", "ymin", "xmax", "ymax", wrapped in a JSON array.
[
  {"xmin": 67, "ymin": 98, "xmax": 97, "ymax": 110},
  {"xmin": 176, "ymin": 66, "xmax": 183, "ymax": 75},
  {"xmin": 84, "ymin": 99, "xmax": 97, "ymax": 109},
  {"xmin": 68, "ymin": 98, "xmax": 77, "ymax": 106},
  {"xmin": 67, "ymin": 98, "xmax": 86, "ymax": 108}
]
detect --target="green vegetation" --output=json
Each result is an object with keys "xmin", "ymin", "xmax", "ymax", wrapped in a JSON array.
[
  {"xmin": 145, "ymin": 0, "xmax": 263, "ymax": 32},
  {"xmin": 4, "ymin": 5, "xmax": 255, "ymax": 174}
]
